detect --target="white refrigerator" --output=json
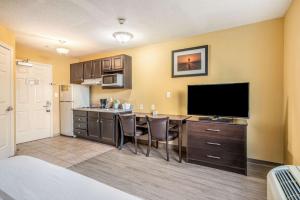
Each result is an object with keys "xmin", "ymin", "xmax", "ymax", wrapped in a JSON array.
[{"xmin": 59, "ymin": 84, "xmax": 90, "ymax": 137}]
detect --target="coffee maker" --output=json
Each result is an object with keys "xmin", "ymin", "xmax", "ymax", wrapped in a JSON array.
[{"xmin": 100, "ymin": 99, "xmax": 107, "ymax": 109}]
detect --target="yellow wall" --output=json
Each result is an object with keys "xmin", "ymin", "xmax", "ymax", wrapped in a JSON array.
[
  {"xmin": 16, "ymin": 43, "xmax": 77, "ymax": 85},
  {"xmin": 80, "ymin": 19, "xmax": 284, "ymax": 163},
  {"xmin": 284, "ymin": 0, "xmax": 300, "ymax": 165},
  {"xmin": 0, "ymin": 25, "xmax": 15, "ymax": 48},
  {"xmin": 16, "ymin": 43, "xmax": 78, "ymax": 135}
]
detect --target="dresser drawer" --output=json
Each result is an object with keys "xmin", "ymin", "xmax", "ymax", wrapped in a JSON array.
[
  {"xmin": 73, "ymin": 110, "xmax": 87, "ymax": 117},
  {"xmin": 188, "ymin": 132, "xmax": 245, "ymax": 154},
  {"xmin": 187, "ymin": 121, "xmax": 246, "ymax": 140},
  {"xmin": 74, "ymin": 122, "xmax": 87, "ymax": 130},
  {"xmin": 74, "ymin": 129, "xmax": 87, "ymax": 137},
  {"xmin": 74, "ymin": 116, "xmax": 87, "ymax": 123},
  {"xmin": 187, "ymin": 147, "xmax": 246, "ymax": 169}
]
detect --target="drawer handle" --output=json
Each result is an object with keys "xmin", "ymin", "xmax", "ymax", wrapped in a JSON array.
[
  {"xmin": 97, "ymin": 120, "xmax": 99, "ymax": 123},
  {"xmin": 206, "ymin": 128, "xmax": 220, "ymax": 132},
  {"xmin": 207, "ymin": 155, "xmax": 221, "ymax": 160},
  {"xmin": 78, "ymin": 125, "xmax": 81, "ymax": 127},
  {"xmin": 77, "ymin": 132, "xmax": 81, "ymax": 134},
  {"xmin": 78, "ymin": 118, "xmax": 81, "ymax": 121},
  {"xmin": 206, "ymin": 142, "xmax": 221, "ymax": 146}
]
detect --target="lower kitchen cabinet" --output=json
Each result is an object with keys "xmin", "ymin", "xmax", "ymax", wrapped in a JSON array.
[
  {"xmin": 88, "ymin": 112, "xmax": 101, "ymax": 141},
  {"xmin": 73, "ymin": 111, "xmax": 118, "ymax": 146},
  {"xmin": 100, "ymin": 118, "xmax": 115, "ymax": 145},
  {"xmin": 73, "ymin": 111, "xmax": 88, "ymax": 137}
]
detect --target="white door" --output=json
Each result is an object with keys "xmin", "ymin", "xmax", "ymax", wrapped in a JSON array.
[
  {"xmin": 16, "ymin": 63, "xmax": 52, "ymax": 144},
  {"xmin": 0, "ymin": 45, "xmax": 13, "ymax": 159}
]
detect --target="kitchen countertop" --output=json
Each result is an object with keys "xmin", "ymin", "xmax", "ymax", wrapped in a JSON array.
[{"xmin": 73, "ymin": 107, "xmax": 132, "ymax": 113}]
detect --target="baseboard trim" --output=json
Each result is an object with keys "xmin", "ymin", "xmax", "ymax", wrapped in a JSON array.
[{"xmin": 247, "ymin": 158, "xmax": 282, "ymax": 167}]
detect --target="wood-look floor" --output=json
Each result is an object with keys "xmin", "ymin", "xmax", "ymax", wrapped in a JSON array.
[
  {"xmin": 70, "ymin": 143, "xmax": 270, "ymax": 200},
  {"xmin": 16, "ymin": 136, "xmax": 114, "ymax": 167}
]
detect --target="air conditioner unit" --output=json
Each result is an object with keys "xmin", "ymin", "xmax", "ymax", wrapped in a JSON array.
[{"xmin": 267, "ymin": 165, "xmax": 300, "ymax": 200}]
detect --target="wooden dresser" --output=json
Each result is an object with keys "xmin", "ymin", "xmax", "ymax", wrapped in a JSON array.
[{"xmin": 186, "ymin": 117, "xmax": 247, "ymax": 175}]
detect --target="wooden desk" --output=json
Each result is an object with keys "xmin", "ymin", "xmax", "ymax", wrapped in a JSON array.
[{"xmin": 134, "ymin": 112, "xmax": 190, "ymax": 163}]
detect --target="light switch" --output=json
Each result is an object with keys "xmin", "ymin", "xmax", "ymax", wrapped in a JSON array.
[
  {"xmin": 166, "ymin": 91, "xmax": 171, "ymax": 98},
  {"xmin": 151, "ymin": 104, "xmax": 156, "ymax": 110},
  {"xmin": 139, "ymin": 104, "xmax": 144, "ymax": 110}
]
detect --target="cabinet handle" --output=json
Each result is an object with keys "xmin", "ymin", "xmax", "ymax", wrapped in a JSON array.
[
  {"xmin": 206, "ymin": 128, "xmax": 220, "ymax": 132},
  {"xmin": 77, "ymin": 132, "xmax": 81, "ymax": 134},
  {"xmin": 78, "ymin": 125, "xmax": 81, "ymax": 127},
  {"xmin": 206, "ymin": 142, "xmax": 221, "ymax": 146},
  {"xmin": 206, "ymin": 155, "xmax": 221, "ymax": 160},
  {"xmin": 78, "ymin": 118, "xmax": 81, "ymax": 121},
  {"xmin": 97, "ymin": 120, "xmax": 99, "ymax": 123}
]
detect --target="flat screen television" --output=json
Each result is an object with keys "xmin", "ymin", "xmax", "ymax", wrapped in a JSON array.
[{"xmin": 188, "ymin": 83, "xmax": 249, "ymax": 118}]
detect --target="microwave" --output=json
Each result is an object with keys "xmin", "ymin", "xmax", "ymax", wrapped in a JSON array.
[{"xmin": 102, "ymin": 73, "xmax": 124, "ymax": 87}]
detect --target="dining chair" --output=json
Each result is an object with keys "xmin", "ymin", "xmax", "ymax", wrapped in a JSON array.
[
  {"xmin": 146, "ymin": 116, "xmax": 178, "ymax": 161},
  {"xmin": 118, "ymin": 113, "xmax": 145, "ymax": 154}
]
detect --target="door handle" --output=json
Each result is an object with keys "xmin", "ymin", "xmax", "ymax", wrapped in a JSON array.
[
  {"xmin": 206, "ymin": 142, "xmax": 221, "ymax": 146},
  {"xmin": 6, "ymin": 106, "xmax": 13, "ymax": 112},
  {"xmin": 206, "ymin": 128, "xmax": 221, "ymax": 132},
  {"xmin": 206, "ymin": 155, "xmax": 221, "ymax": 160}
]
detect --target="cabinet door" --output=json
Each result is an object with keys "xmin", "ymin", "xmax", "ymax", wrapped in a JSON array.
[
  {"xmin": 70, "ymin": 63, "xmax": 84, "ymax": 84},
  {"xmin": 100, "ymin": 116, "xmax": 115, "ymax": 145},
  {"xmin": 102, "ymin": 58, "xmax": 112, "ymax": 72},
  {"xmin": 112, "ymin": 56, "xmax": 123, "ymax": 70},
  {"xmin": 92, "ymin": 59, "xmax": 102, "ymax": 78},
  {"xmin": 88, "ymin": 118, "xmax": 101, "ymax": 141},
  {"xmin": 83, "ymin": 61, "xmax": 93, "ymax": 79}
]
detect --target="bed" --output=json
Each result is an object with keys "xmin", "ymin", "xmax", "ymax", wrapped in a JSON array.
[{"xmin": 0, "ymin": 156, "xmax": 142, "ymax": 200}]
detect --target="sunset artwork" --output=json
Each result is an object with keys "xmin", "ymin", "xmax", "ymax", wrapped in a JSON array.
[
  {"xmin": 172, "ymin": 45, "xmax": 208, "ymax": 77},
  {"xmin": 177, "ymin": 53, "xmax": 202, "ymax": 71}
]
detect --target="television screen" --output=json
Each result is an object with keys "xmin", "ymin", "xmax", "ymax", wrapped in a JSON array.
[{"xmin": 188, "ymin": 83, "xmax": 249, "ymax": 118}]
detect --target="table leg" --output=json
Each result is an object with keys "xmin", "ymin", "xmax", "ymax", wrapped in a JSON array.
[{"xmin": 178, "ymin": 121, "xmax": 183, "ymax": 163}]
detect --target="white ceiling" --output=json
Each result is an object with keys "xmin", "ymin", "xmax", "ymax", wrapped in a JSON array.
[{"xmin": 0, "ymin": 0, "xmax": 292, "ymax": 57}]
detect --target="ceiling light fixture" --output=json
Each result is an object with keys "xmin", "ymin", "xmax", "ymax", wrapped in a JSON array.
[
  {"xmin": 56, "ymin": 40, "xmax": 70, "ymax": 55},
  {"xmin": 113, "ymin": 18, "xmax": 134, "ymax": 44}
]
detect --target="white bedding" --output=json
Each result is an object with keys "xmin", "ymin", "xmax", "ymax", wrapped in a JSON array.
[{"xmin": 0, "ymin": 156, "xmax": 142, "ymax": 200}]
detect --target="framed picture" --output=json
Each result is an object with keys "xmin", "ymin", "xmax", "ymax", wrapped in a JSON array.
[{"xmin": 172, "ymin": 45, "xmax": 208, "ymax": 78}]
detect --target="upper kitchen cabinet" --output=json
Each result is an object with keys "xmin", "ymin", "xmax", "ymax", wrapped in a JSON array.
[
  {"xmin": 102, "ymin": 57, "xmax": 112, "ymax": 72},
  {"xmin": 112, "ymin": 55, "xmax": 123, "ymax": 70},
  {"xmin": 83, "ymin": 60, "xmax": 102, "ymax": 79},
  {"xmin": 102, "ymin": 55, "xmax": 131, "ymax": 72},
  {"xmin": 92, "ymin": 59, "xmax": 102, "ymax": 78},
  {"xmin": 70, "ymin": 54, "xmax": 132, "ymax": 89},
  {"xmin": 83, "ymin": 61, "xmax": 93, "ymax": 79},
  {"xmin": 70, "ymin": 63, "xmax": 84, "ymax": 84}
]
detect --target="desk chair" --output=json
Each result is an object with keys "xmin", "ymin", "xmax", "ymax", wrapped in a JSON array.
[
  {"xmin": 118, "ymin": 114, "xmax": 145, "ymax": 154},
  {"xmin": 146, "ymin": 116, "xmax": 178, "ymax": 161}
]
